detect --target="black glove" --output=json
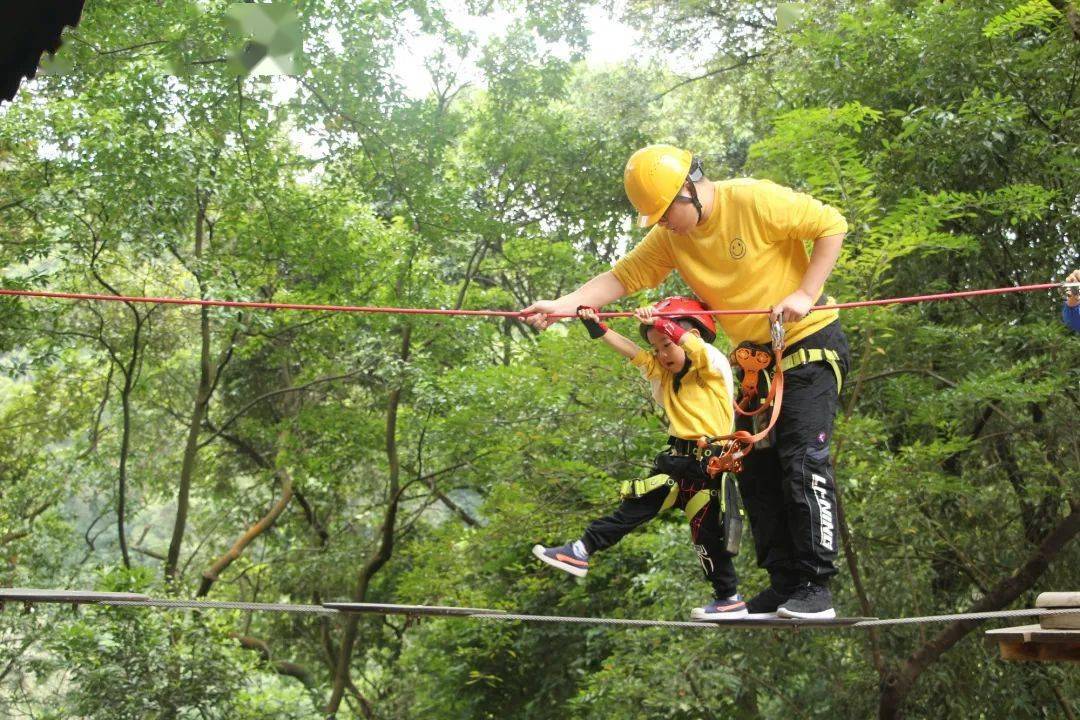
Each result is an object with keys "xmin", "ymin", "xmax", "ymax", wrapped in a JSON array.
[{"xmin": 577, "ymin": 305, "xmax": 608, "ymax": 339}]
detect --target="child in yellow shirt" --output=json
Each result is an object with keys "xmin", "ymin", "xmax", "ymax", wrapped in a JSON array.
[{"xmin": 533, "ymin": 297, "xmax": 747, "ymax": 620}]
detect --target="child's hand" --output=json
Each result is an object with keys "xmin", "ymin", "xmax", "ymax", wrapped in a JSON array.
[
  {"xmin": 1067, "ymin": 270, "xmax": 1080, "ymax": 307},
  {"xmin": 577, "ymin": 305, "xmax": 609, "ymax": 339},
  {"xmin": 634, "ymin": 306, "xmax": 657, "ymax": 325}
]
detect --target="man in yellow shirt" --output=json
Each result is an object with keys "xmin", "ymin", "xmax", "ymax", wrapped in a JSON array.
[{"xmin": 523, "ymin": 144, "xmax": 851, "ymax": 620}]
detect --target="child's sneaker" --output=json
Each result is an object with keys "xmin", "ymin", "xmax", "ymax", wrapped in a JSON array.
[
  {"xmin": 690, "ymin": 594, "xmax": 748, "ymax": 620},
  {"xmin": 777, "ymin": 582, "xmax": 835, "ymax": 619},
  {"xmin": 532, "ymin": 541, "xmax": 589, "ymax": 577}
]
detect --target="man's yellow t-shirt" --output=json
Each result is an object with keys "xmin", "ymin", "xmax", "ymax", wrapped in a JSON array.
[{"xmin": 612, "ymin": 179, "xmax": 847, "ymax": 346}]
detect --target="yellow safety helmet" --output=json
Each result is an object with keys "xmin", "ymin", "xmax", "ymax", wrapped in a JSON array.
[{"xmin": 623, "ymin": 144, "xmax": 702, "ymax": 228}]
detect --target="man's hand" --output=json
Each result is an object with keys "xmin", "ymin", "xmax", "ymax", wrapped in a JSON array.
[
  {"xmin": 521, "ymin": 300, "xmax": 576, "ymax": 331},
  {"xmin": 1066, "ymin": 269, "xmax": 1080, "ymax": 308},
  {"xmin": 520, "ymin": 272, "xmax": 629, "ymax": 331},
  {"xmin": 771, "ymin": 289, "xmax": 815, "ymax": 324}
]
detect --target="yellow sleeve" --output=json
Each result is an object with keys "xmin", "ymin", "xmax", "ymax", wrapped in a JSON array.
[
  {"xmin": 751, "ymin": 182, "xmax": 848, "ymax": 244},
  {"xmin": 611, "ymin": 227, "xmax": 676, "ymax": 294},
  {"xmin": 681, "ymin": 334, "xmax": 733, "ymax": 386},
  {"xmin": 680, "ymin": 335, "xmax": 717, "ymax": 377},
  {"xmin": 630, "ymin": 349, "xmax": 662, "ymax": 380}
]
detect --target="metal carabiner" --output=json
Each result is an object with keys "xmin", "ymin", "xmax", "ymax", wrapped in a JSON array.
[{"xmin": 770, "ymin": 317, "xmax": 786, "ymax": 353}]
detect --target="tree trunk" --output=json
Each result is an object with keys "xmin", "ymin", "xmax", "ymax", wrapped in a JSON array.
[
  {"xmin": 325, "ymin": 325, "xmax": 411, "ymax": 718},
  {"xmin": 87, "ymin": 235, "xmax": 148, "ymax": 571},
  {"xmin": 166, "ymin": 196, "xmax": 213, "ymax": 581},
  {"xmin": 115, "ymin": 313, "xmax": 144, "ymax": 568}
]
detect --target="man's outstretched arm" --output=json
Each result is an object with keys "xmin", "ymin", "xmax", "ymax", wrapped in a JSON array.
[{"xmin": 521, "ymin": 271, "xmax": 628, "ymax": 331}]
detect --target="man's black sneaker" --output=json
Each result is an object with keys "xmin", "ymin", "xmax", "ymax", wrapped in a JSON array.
[
  {"xmin": 777, "ymin": 582, "xmax": 836, "ymax": 619},
  {"xmin": 745, "ymin": 586, "xmax": 790, "ymax": 619}
]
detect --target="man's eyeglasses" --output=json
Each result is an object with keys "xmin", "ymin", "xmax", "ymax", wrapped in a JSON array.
[{"xmin": 660, "ymin": 195, "xmax": 696, "ymax": 223}]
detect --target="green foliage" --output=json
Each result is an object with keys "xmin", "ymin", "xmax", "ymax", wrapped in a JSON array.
[
  {"xmin": 45, "ymin": 604, "xmax": 256, "ymax": 719},
  {"xmin": 983, "ymin": 0, "xmax": 1062, "ymax": 38},
  {"xmin": 775, "ymin": 2, "xmax": 806, "ymax": 32}
]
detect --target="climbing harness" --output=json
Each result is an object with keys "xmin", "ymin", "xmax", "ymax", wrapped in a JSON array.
[
  {"xmin": 619, "ymin": 473, "xmax": 679, "ymax": 510},
  {"xmin": 618, "ymin": 440, "xmax": 744, "ymax": 554},
  {"xmin": 779, "ymin": 346, "xmax": 844, "ymax": 396},
  {"xmin": 695, "ymin": 312, "xmax": 846, "ymax": 480},
  {"xmin": 730, "ymin": 341, "xmax": 773, "ymax": 415}
]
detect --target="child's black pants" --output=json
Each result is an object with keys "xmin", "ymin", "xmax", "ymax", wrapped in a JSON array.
[{"xmin": 581, "ymin": 451, "xmax": 739, "ymax": 598}]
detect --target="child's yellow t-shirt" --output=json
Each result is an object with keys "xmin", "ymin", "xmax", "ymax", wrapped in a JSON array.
[
  {"xmin": 630, "ymin": 334, "xmax": 734, "ymax": 441},
  {"xmin": 612, "ymin": 178, "xmax": 847, "ymax": 346}
]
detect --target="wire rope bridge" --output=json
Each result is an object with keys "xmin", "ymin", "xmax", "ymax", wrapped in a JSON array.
[{"xmin": 1, "ymin": 588, "xmax": 1078, "ymax": 661}]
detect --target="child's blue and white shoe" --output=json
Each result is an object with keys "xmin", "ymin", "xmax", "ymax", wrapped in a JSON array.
[
  {"xmin": 532, "ymin": 541, "xmax": 590, "ymax": 577},
  {"xmin": 690, "ymin": 594, "xmax": 748, "ymax": 620}
]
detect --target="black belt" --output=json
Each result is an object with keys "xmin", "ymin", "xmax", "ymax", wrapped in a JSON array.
[{"xmin": 668, "ymin": 436, "xmax": 699, "ymax": 455}]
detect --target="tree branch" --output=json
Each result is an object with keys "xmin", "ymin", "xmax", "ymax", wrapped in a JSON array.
[
  {"xmin": 198, "ymin": 368, "xmax": 377, "ymax": 451},
  {"xmin": 197, "ymin": 448, "xmax": 295, "ymax": 597},
  {"xmin": 654, "ymin": 53, "xmax": 764, "ymax": 100}
]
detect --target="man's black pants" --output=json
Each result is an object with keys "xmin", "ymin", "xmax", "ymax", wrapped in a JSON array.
[
  {"xmin": 581, "ymin": 451, "xmax": 739, "ymax": 598},
  {"xmin": 735, "ymin": 320, "xmax": 850, "ymax": 592}
]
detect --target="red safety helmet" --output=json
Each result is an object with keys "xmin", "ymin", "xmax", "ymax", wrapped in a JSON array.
[{"xmin": 639, "ymin": 296, "xmax": 717, "ymax": 343}]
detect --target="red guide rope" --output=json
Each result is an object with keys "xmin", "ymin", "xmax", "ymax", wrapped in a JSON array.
[{"xmin": 0, "ymin": 282, "xmax": 1070, "ymax": 319}]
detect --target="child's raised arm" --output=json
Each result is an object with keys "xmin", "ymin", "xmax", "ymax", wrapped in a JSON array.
[{"xmin": 577, "ymin": 306, "xmax": 641, "ymax": 360}]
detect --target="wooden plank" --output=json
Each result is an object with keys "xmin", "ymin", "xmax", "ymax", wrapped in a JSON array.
[
  {"xmin": 1035, "ymin": 592, "xmax": 1080, "ymax": 630},
  {"xmin": 0, "ymin": 588, "xmax": 150, "ymax": 604},
  {"xmin": 1040, "ymin": 613, "xmax": 1080, "ymax": 630},
  {"xmin": 987, "ymin": 624, "xmax": 1080, "ymax": 643},
  {"xmin": 324, "ymin": 602, "xmax": 502, "ymax": 617},
  {"xmin": 996, "ymin": 640, "xmax": 1080, "ymax": 663},
  {"xmin": 1036, "ymin": 592, "xmax": 1080, "ymax": 608},
  {"xmin": 987, "ymin": 624, "xmax": 1080, "ymax": 663},
  {"xmin": 699, "ymin": 616, "xmax": 877, "ymax": 628}
]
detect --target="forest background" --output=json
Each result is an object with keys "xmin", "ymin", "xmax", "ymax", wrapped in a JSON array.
[{"xmin": 0, "ymin": 0, "xmax": 1078, "ymax": 718}]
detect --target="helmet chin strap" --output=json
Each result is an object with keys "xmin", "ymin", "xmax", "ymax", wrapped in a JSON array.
[
  {"xmin": 685, "ymin": 179, "xmax": 703, "ymax": 225},
  {"xmin": 686, "ymin": 156, "xmax": 704, "ymax": 225}
]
